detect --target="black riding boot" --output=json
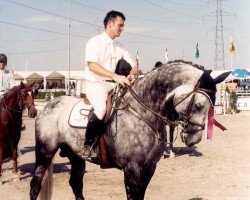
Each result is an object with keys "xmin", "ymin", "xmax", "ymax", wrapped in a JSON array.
[{"xmin": 83, "ymin": 113, "xmax": 103, "ymax": 158}]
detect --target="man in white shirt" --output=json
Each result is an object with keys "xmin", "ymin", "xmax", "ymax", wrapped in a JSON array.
[
  {"xmin": 84, "ymin": 10, "xmax": 138, "ymax": 157},
  {"xmin": 0, "ymin": 54, "xmax": 15, "ymax": 98}
]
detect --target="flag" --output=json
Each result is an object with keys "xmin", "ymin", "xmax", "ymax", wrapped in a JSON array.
[
  {"xmin": 25, "ymin": 60, "xmax": 28, "ymax": 72},
  {"xmin": 229, "ymin": 37, "xmax": 236, "ymax": 56},
  {"xmin": 165, "ymin": 48, "xmax": 169, "ymax": 63},
  {"xmin": 195, "ymin": 42, "xmax": 199, "ymax": 59},
  {"xmin": 136, "ymin": 49, "xmax": 139, "ymax": 68},
  {"xmin": 11, "ymin": 62, "xmax": 15, "ymax": 74}
]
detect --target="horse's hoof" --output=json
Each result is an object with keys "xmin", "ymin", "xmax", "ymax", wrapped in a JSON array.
[
  {"xmin": 21, "ymin": 124, "xmax": 26, "ymax": 131},
  {"xmin": 12, "ymin": 173, "xmax": 20, "ymax": 183},
  {"xmin": 169, "ymin": 150, "xmax": 175, "ymax": 158},
  {"xmin": 76, "ymin": 197, "xmax": 85, "ymax": 200},
  {"xmin": 13, "ymin": 177, "xmax": 20, "ymax": 183}
]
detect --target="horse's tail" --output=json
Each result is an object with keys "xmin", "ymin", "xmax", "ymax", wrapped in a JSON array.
[{"xmin": 39, "ymin": 161, "xmax": 54, "ymax": 200}]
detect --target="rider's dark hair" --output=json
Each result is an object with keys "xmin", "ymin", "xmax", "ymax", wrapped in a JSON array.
[
  {"xmin": 103, "ymin": 10, "xmax": 126, "ymax": 28},
  {"xmin": 0, "ymin": 53, "xmax": 7, "ymax": 64}
]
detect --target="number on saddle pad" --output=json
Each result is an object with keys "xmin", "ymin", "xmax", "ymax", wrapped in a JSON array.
[{"xmin": 68, "ymin": 100, "xmax": 92, "ymax": 128}]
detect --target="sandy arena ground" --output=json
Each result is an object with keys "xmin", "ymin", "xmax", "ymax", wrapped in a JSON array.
[{"xmin": 1, "ymin": 111, "xmax": 250, "ymax": 200}]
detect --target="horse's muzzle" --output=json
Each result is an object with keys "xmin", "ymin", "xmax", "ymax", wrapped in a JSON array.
[
  {"xmin": 28, "ymin": 106, "xmax": 37, "ymax": 118},
  {"xmin": 180, "ymin": 131, "xmax": 202, "ymax": 147}
]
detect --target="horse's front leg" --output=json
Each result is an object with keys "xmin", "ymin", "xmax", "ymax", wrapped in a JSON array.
[
  {"xmin": 12, "ymin": 143, "xmax": 20, "ymax": 182},
  {"xmin": 12, "ymin": 124, "xmax": 21, "ymax": 182},
  {"xmin": 124, "ymin": 163, "xmax": 157, "ymax": 200},
  {"xmin": 0, "ymin": 136, "xmax": 3, "ymax": 185}
]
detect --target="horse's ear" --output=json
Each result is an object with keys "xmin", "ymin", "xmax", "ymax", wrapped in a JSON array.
[
  {"xmin": 205, "ymin": 70, "xmax": 212, "ymax": 75},
  {"xmin": 213, "ymin": 71, "xmax": 231, "ymax": 84},
  {"xmin": 19, "ymin": 81, "xmax": 25, "ymax": 89},
  {"xmin": 30, "ymin": 81, "xmax": 35, "ymax": 87}
]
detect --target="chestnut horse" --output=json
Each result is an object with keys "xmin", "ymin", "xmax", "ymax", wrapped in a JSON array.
[{"xmin": 0, "ymin": 81, "xmax": 37, "ymax": 184}]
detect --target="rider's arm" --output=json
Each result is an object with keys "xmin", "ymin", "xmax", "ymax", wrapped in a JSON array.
[{"xmin": 88, "ymin": 62, "xmax": 130, "ymax": 87}]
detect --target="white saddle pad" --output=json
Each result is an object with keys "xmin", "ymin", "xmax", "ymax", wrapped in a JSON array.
[{"xmin": 68, "ymin": 100, "xmax": 92, "ymax": 128}]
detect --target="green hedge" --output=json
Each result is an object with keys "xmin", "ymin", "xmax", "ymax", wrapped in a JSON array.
[
  {"xmin": 230, "ymin": 91, "xmax": 238, "ymax": 112},
  {"xmin": 35, "ymin": 91, "xmax": 66, "ymax": 99}
]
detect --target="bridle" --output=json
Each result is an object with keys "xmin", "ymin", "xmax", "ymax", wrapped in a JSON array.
[
  {"xmin": 116, "ymin": 80, "xmax": 215, "ymax": 141},
  {"xmin": 173, "ymin": 81, "xmax": 215, "ymax": 133},
  {"xmin": 2, "ymin": 88, "xmax": 34, "ymax": 113}
]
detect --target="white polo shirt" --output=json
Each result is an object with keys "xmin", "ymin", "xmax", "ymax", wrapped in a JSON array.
[
  {"xmin": 0, "ymin": 69, "xmax": 16, "ymax": 96},
  {"xmin": 85, "ymin": 32, "xmax": 135, "ymax": 82}
]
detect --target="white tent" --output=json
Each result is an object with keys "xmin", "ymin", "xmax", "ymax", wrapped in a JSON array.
[{"xmin": 46, "ymin": 71, "xmax": 65, "ymax": 80}]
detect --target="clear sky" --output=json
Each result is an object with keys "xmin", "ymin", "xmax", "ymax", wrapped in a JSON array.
[{"xmin": 0, "ymin": 0, "xmax": 249, "ymax": 73}]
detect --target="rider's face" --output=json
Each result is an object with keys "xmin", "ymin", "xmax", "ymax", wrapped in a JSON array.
[
  {"xmin": 0, "ymin": 62, "xmax": 6, "ymax": 70},
  {"xmin": 108, "ymin": 16, "xmax": 124, "ymax": 38}
]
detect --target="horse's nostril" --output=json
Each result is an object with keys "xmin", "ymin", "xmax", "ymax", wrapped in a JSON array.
[{"xmin": 188, "ymin": 142, "xmax": 196, "ymax": 147}]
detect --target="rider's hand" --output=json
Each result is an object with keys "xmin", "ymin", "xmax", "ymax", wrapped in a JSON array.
[
  {"xmin": 113, "ymin": 74, "xmax": 131, "ymax": 87},
  {"xmin": 130, "ymin": 66, "xmax": 139, "ymax": 76},
  {"xmin": 127, "ymin": 74, "xmax": 136, "ymax": 83}
]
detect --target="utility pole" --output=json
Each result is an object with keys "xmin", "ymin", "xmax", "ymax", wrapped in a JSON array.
[
  {"xmin": 98, "ymin": 26, "xmax": 101, "ymax": 34},
  {"xmin": 68, "ymin": 0, "xmax": 71, "ymax": 94},
  {"xmin": 214, "ymin": 0, "xmax": 225, "ymax": 70}
]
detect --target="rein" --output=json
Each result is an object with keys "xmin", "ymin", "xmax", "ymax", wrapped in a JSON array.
[{"xmin": 127, "ymin": 87, "xmax": 178, "ymax": 127}]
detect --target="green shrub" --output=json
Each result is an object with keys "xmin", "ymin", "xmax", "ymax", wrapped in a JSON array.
[
  {"xmin": 34, "ymin": 91, "xmax": 66, "ymax": 99},
  {"xmin": 230, "ymin": 91, "xmax": 238, "ymax": 112}
]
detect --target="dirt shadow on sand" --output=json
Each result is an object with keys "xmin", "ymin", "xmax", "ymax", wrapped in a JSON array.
[
  {"xmin": 20, "ymin": 146, "xmax": 35, "ymax": 155},
  {"xmin": 164, "ymin": 146, "xmax": 203, "ymax": 158},
  {"xmin": 19, "ymin": 162, "xmax": 71, "ymax": 180}
]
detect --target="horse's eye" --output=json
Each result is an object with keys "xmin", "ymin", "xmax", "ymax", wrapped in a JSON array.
[{"xmin": 195, "ymin": 103, "xmax": 202, "ymax": 111}]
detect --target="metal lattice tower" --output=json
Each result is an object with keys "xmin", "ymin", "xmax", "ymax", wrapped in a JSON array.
[{"xmin": 214, "ymin": 0, "xmax": 225, "ymax": 70}]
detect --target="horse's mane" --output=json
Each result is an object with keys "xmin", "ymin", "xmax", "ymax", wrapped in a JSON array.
[
  {"xmin": 166, "ymin": 60, "xmax": 205, "ymax": 71},
  {"xmin": 1, "ymin": 86, "xmax": 20, "ymax": 102}
]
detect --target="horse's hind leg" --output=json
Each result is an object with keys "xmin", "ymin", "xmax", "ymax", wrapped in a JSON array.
[
  {"xmin": 124, "ymin": 163, "xmax": 157, "ymax": 200},
  {"xmin": 66, "ymin": 146, "xmax": 86, "ymax": 200},
  {"xmin": 169, "ymin": 126, "xmax": 174, "ymax": 150},
  {"xmin": 169, "ymin": 126, "xmax": 175, "ymax": 158},
  {"xmin": 0, "ymin": 136, "xmax": 3, "ymax": 185},
  {"xmin": 30, "ymin": 145, "xmax": 57, "ymax": 200}
]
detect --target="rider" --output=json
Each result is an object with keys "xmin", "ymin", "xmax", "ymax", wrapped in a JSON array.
[
  {"xmin": 84, "ymin": 10, "xmax": 138, "ymax": 157},
  {"xmin": 0, "ymin": 53, "xmax": 15, "ymax": 98}
]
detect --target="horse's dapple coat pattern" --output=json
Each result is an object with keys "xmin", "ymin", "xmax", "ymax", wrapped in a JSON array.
[{"xmin": 30, "ymin": 60, "xmax": 230, "ymax": 200}]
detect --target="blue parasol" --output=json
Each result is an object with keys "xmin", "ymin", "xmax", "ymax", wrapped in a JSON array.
[{"xmin": 231, "ymin": 68, "xmax": 249, "ymax": 78}]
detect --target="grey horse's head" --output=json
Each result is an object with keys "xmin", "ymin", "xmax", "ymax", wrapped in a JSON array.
[
  {"xmin": 160, "ymin": 62, "xmax": 230, "ymax": 147},
  {"xmin": 131, "ymin": 60, "xmax": 230, "ymax": 147}
]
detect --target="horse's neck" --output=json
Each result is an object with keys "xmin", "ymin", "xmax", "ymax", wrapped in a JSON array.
[
  {"xmin": 3, "ymin": 91, "xmax": 19, "ymax": 109},
  {"xmin": 122, "ymin": 79, "xmax": 167, "ymax": 133},
  {"xmin": 131, "ymin": 76, "xmax": 168, "ymax": 113}
]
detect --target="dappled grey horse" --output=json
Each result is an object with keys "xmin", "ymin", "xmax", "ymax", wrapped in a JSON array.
[{"xmin": 30, "ymin": 60, "xmax": 230, "ymax": 200}]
